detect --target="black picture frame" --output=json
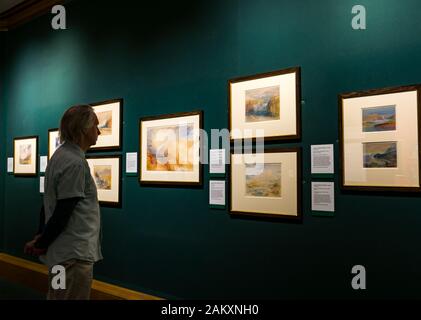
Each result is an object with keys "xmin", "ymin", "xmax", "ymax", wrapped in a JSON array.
[
  {"xmin": 228, "ymin": 67, "xmax": 301, "ymax": 142},
  {"xmin": 139, "ymin": 110, "xmax": 203, "ymax": 187},
  {"xmin": 13, "ymin": 135, "xmax": 38, "ymax": 177},
  {"xmin": 339, "ymin": 84, "xmax": 421, "ymax": 192},
  {"xmin": 86, "ymin": 154, "xmax": 122, "ymax": 208},
  {"xmin": 229, "ymin": 147, "xmax": 302, "ymax": 221}
]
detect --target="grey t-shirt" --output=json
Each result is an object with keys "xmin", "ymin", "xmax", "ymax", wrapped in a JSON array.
[{"xmin": 40, "ymin": 142, "xmax": 103, "ymax": 268}]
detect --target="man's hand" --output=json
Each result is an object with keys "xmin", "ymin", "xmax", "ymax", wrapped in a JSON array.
[{"xmin": 24, "ymin": 235, "xmax": 46, "ymax": 256}]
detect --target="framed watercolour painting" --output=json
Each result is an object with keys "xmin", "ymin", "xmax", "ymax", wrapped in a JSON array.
[
  {"xmin": 230, "ymin": 148, "xmax": 301, "ymax": 219},
  {"xmin": 48, "ymin": 128, "xmax": 61, "ymax": 159},
  {"xmin": 86, "ymin": 155, "xmax": 121, "ymax": 207},
  {"xmin": 339, "ymin": 84, "xmax": 421, "ymax": 192},
  {"xmin": 229, "ymin": 67, "xmax": 301, "ymax": 141},
  {"xmin": 90, "ymin": 98, "xmax": 122, "ymax": 151},
  {"xmin": 14, "ymin": 136, "xmax": 38, "ymax": 177},
  {"xmin": 139, "ymin": 110, "xmax": 203, "ymax": 186}
]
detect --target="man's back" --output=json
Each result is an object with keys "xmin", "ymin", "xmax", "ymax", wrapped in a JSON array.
[{"xmin": 42, "ymin": 142, "xmax": 102, "ymax": 268}]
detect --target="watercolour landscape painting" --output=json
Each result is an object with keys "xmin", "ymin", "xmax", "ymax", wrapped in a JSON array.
[
  {"xmin": 19, "ymin": 144, "xmax": 32, "ymax": 165},
  {"xmin": 362, "ymin": 105, "xmax": 396, "ymax": 132},
  {"xmin": 245, "ymin": 85, "xmax": 280, "ymax": 122},
  {"xmin": 97, "ymin": 111, "xmax": 113, "ymax": 135},
  {"xmin": 363, "ymin": 141, "xmax": 397, "ymax": 168},
  {"xmin": 55, "ymin": 136, "xmax": 61, "ymax": 149},
  {"xmin": 94, "ymin": 165, "xmax": 112, "ymax": 190},
  {"xmin": 245, "ymin": 163, "xmax": 282, "ymax": 197},
  {"xmin": 147, "ymin": 124, "xmax": 194, "ymax": 172}
]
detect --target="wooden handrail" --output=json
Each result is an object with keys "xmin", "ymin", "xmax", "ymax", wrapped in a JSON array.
[{"xmin": 0, "ymin": 253, "xmax": 162, "ymax": 300}]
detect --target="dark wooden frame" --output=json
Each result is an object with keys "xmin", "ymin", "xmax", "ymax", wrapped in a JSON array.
[
  {"xmin": 86, "ymin": 154, "xmax": 122, "ymax": 208},
  {"xmin": 48, "ymin": 128, "xmax": 59, "ymax": 160},
  {"xmin": 228, "ymin": 66, "xmax": 301, "ymax": 142},
  {"xmin": 0, "ymin": 0, "xmax": 64, "ymax": 31},
  {"xmin": 229, "ymin": 147, "xmax": 302, "ymax": 220},
  {"xmin": 339, "ymin": 84, "xmax": 421, "ymax": 192},
  {"xmin": 13, "ymin": 135, "xmax": 38, "ymax": 177},
  {"xmin": 139, "ymin": 110, "xmax": 203, "ymax": 187},
  {"xmin": 88, "ymin": 98, "xmax": 123, "ymax": 152}
]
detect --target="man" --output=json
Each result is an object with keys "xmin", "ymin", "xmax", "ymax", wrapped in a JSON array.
[{"xmin": 24, "ymin": 105, "xmax": 102, "ymax": 300}]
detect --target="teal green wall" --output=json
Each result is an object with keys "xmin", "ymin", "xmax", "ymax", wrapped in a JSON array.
[
  {"xmin": 0, "ymin": 32, "xmax": 7, "ymax": 252},
  {"xmin": 2, "ymin": 0, "xmax": 421, "ymax": 299}
]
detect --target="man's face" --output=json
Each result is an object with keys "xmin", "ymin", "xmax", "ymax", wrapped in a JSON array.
[{"xmin": 86, "ymin": 114, "xmax": 100, "ymax": 146}]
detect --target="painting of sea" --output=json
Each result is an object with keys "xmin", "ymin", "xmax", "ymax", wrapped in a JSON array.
[
  {"xmin": 363, "ymin": 141, "xmax": 397, "ymax": 168},
  {"xmin": 362, "ymin": 105, "xmax": 396, "ymax": 132}
]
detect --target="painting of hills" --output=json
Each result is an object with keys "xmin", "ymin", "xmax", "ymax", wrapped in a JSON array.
[
  {"xmin": 363, "ymin": 141, "xmax": 397, "ymax": 168},
  {"xmin": 245, "ymin": 163, "xmax": 282, "ymax": 197},
  {"xmin": 245, "ymin": 85, "xmax": 280, "ymax": 122},
  {"xmin": 362, "ymin": 105, "xmax": 396, "ymax": 132}
]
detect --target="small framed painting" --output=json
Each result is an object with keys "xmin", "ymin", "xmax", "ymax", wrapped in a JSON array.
[
  {"xmin": 14, "ymin": 136, "xmax": 38, "ymax": 177},
  {"xmin": 230, "ymin": 148, "xmax": 301, "ymax": 219},
  {"xmin": 90, "ymin": 98, "xmax": 123, "ymax": 151},
  {"xmin": 48, "ymin": 128, "xmax": 61, "ymax": 159},
  {"xmin": 139, "ymin": 110, "xmax": 203, "ymax": 186},
  {"xmin": 229, "ymin": 67, "xmax": 301, "ymax": 141},
  {"xmin": 86, "ymin": 155, "xmax": 122, "ymax": 207},
  {"xmin": 339, "ymin": 84, "xmax": 421, "ymax": 192}
]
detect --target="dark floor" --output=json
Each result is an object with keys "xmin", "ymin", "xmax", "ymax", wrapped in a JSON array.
[{"xmin": 0, "ymin": 277, "xmax": 44, "ymax": 300}]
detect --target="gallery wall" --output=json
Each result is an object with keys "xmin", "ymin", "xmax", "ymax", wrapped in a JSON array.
[
  {"xmin": 2, "ymin": 0, "xmax": 421, "ymax": 298},
  {"xmin": 0, "ymin": 32, "xmax": 7, "ymax": 251}
]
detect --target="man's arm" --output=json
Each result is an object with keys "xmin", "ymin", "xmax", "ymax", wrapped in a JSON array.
[
  {"xmin": 34, "ymin": 197, "xmax": 81, "ymax": 249},
  {"xmin": 37, "ymin": 204, "xmax": 45, "ymax": 235},
  {"xmin": 24, "ymin": 204, "xmax": 47, "ymax": 256}
]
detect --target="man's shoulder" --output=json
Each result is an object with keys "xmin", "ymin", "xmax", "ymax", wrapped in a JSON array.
[{"xmin": 49, "ymin": 146, "xmax": 86, "ymax": 170}]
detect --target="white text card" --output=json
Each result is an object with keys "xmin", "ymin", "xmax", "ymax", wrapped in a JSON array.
[
  {"xmin": 210, "ymin": 149, "xmax": 226, "ymax": 174},
  {"xmin": 311, "ymin": 144, "xmax": 334, "ymax": 174},
  {"xmin": 126, "ymin": 152, "xmax": 138, "ymax": 174},
  {"xmin": 40, "ymin": 177, "xmax": 45, "ymax": 194},
  {"xmin": 312, "ymin": 182, "xmax": 335, "ymax": 212},
  {"xmin": 209, "ymin": 180, "xmax": 225, "ymax": 206},
  {"xmin": 40, "ymin": 156, "xmax": 48, "ymax": 173},
  {"xmin": 7, "ymin": 157, "xmax": 13, "ymax": 173}
]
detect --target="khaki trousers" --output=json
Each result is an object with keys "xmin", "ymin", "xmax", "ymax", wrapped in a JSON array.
[{"xmin": 47, "ymin": 259, "xmax": 93, "ymax": 300}]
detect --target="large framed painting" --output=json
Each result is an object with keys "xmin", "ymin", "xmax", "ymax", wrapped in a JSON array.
[
  {"xmin": 48, "ymin": 128, "xmax": 61, "ymax": 159},
  {"xmin": 139, "ymin": 110, "xmax": 203, "ymax": 186},
  {"xmin": 229, "ymin": 67, "xmax": 301, "ymax": 141},
  {"xmin": 230, "ymin": 148, "xmax": 301, "ymax": 219},
  {"xmin": 339, "ymin": 84, "xmax": 421, "ymax": 192},
  {"xmin": 14, "ymin": 136, "xmax": 38, "ymax": 177},
  {"xmin": 86, "ymin": 155, "xmax": 121, "ymax": 207},
  {"xmin": 90, "ymin": 98, "xmax": 122, "ymax": 151}
]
